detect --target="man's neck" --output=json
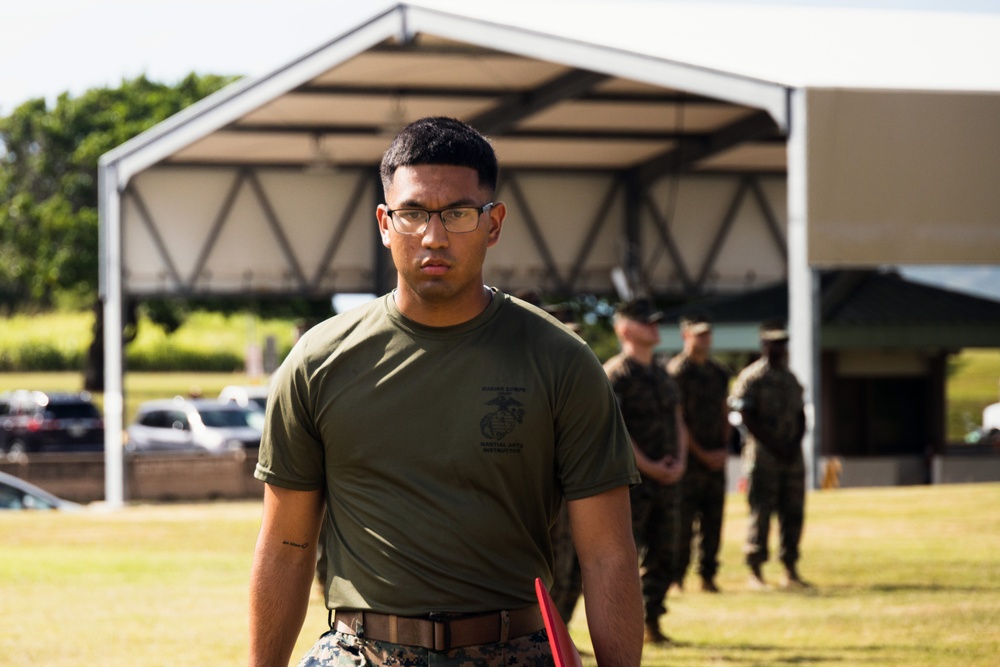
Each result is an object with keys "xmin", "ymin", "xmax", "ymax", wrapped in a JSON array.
[
  {"xmin": 684, "ymin": 345, "xmax": 708, "ymax": 364},
  {"xmin": 623, "ymin": 342, "xmax": 655, "ymax": 366},
  {"xmin": 393, "ymin": 283, "xmax": 493, "ymax": 327}
]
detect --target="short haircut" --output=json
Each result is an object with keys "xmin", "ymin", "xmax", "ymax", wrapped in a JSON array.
[{"xmin": 380, "ymin": 116, "xmax": 499, "ymax": 195}]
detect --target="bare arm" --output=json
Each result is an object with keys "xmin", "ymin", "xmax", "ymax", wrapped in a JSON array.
[
  {"xmin": 568, "ymin": 486, "xmax": 643, "ymax": 667},
  {"xmin": 249, "ymin": 483, "xmax": 325, "ymax": 667},
  {"xmin": 630, "ymin": 438, "xmax": 675, "ymax": 485},
  {"xmin": 672, "ymin": 404, "xmax": 688, "ymax": 474}
]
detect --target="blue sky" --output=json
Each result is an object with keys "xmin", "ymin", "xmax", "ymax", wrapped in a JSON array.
[{"xmin": 2, "ymin": 0, "xmax": 998, "ymax": 301}]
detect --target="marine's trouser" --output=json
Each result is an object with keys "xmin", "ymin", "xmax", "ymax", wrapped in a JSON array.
[
  {"xmin": 743, "ymin": 442, "xmax": 806, "ymax": 569},
  {"xmin": 297, "ymin": 628, "xmax": 553, "ymax": 667},
  {"xmin": 674, "ymin": 460, "xmax": 726, "ymax": 583},
  {"xmin": 630, "ymin": 479, "xmax": 681, "ymax": 622}
]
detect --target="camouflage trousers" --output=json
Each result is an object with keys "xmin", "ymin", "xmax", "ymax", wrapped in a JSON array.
[
  {"xmin": 742, "ymin": 441, "xmax": 806, "ymax": 569},
  {"xmin": 297, "ymin": 629, "xmax": 554, "ymax": 667},
  {"xmin": 630, "ymin": 479, "xmax": 681, "ymax": 622},
  {"xmin": 674, "ymin": 460, "xmax": 726, "ymax": 584}
]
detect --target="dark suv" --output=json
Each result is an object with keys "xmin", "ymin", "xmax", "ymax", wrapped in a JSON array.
[{"xmin": 0, "ymin": 391, "xmax": 105, "ymax": 459}]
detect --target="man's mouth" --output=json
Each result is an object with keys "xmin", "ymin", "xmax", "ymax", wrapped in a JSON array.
[{"xmin": 420, "ymin": 259, "xmax": 451, "ymax": 275}]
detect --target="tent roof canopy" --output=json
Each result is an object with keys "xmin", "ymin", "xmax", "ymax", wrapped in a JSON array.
[
  {"xmin": 101, "ymin": 1, "xmax": 1000, "ymax": 185},
  {"xmin": 103, "ymin": 2, "xmax": 804, "ymax": 184},
  {"xmin": 179, "ymin": 37, "xmax": 784, "ymax": 175}
]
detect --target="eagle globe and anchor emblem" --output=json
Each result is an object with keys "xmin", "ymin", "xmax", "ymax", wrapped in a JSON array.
[{"xmin": 480, "ymin": 391, "xmax": 526, "ymax": 440}]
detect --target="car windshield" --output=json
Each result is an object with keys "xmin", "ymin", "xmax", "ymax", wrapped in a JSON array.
[
  {"xmin": 198, "ymin": 408, "xmax": 258, "ymax": 429},
  {"xmin": 48, "ymin": 403, "xmax": 101, "ymax": 420},
  {"xmin": 0, "ymin": 484, "xmax": 57, "ymax": 510}
]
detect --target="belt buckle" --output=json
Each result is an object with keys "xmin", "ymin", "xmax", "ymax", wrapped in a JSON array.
[{"xmin": 427, "ymin": 612, "xmax": 451, "ymax": 652}]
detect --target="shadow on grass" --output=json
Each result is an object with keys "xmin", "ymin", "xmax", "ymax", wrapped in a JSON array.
[
  {"xmin": 651, "ymin": 641, "xmax": 890, "ymax": 665},
  {"xmin": 807, "ymin": 582, "xmax": 996, "ymax": 597}
]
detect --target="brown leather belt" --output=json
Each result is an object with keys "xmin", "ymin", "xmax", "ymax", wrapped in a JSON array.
[{"xmin": 331, "ymin": 606, "xmax": 544, "ymax": 652}]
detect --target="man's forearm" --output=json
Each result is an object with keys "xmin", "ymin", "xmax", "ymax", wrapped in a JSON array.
[
  {"xmin": 249, "ymin": 484, "xmax": 325, "ymax": 667},
  {"xmin": 249, "ymin": 539, "xmax": 317, "ymax": 667},
  {"xmin": 581, "ymin": 552, "xmax": 643, "ymax": 667}
]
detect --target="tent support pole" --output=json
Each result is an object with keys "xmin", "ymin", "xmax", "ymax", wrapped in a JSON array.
[
  {"xmin": 99, "ymin": 162, "xmax": 126, "ymax": 508},
  {"xmin": 787, "ymin": 88, "xmax": 821, "ymax": 490}
]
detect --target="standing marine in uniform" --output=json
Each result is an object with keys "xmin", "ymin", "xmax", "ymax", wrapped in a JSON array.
[
  {"xmin": 729, "ymin": 321, "xmax": 810, "ymax": 590},
  {"xmin": 666, "ymin": 312, "xmax": 731, "ymax": 594},
  {"xmin": 605, "ymin": 298, "xmax": 689, "ymax": 644}
]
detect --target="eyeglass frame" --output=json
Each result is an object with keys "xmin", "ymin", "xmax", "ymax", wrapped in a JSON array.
[{"xmin": 384, "ymin": 202, "xmax": 496, "ymax": 235}]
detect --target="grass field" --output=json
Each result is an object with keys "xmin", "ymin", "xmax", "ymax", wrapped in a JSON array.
[
  {"xmin": 2, "ymin": 484, "xmax": 998, "ymax": 666},
  {"xmin": 947, "ymin": 348, "xmax": 1000, "ymax": 438}
]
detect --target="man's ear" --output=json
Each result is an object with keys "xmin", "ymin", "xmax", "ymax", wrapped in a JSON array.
[
  {"xmin": 485, "ymin": 201, "xmax": 506, "ymax": 248},
  {"xmin": 376, "ymin": 205, "xmax": 392, "ymax": 248}
]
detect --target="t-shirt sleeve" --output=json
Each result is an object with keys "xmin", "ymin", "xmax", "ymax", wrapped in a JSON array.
[
  {"xmin": 555, "ymin": 346, "xmax": 640, "ymax": 501},
  {"xmin": 254, "ymin": 344, "xmax": 326, "ymax": 491}
]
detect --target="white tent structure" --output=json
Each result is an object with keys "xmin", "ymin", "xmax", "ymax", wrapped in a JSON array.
[{"xmin": 99, "ymin": 1, "xmax": 1000, "ymax": 505}]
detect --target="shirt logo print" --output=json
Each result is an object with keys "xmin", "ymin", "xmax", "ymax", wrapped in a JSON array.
[{"xmin": 480, "ymin": 391, "xmax": 526, "ymax": 441}]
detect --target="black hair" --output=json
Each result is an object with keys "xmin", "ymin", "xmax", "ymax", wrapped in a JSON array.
[{"xmin": 379, "ymin": 117, "xmax": 499, "ymax": 195}]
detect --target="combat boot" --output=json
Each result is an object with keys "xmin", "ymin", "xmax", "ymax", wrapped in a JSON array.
[
  {"xmin": 781, "ymin": 565, "xmax": 812, "ymax": 589},
  {"xmin": 747, "ymin": 563, "xmax": 769, "ymax": 591},
  {"xmin": 644, "ymin": 618, "xmax": 671, "ymax": 645}
]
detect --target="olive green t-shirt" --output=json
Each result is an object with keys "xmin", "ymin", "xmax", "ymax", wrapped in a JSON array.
[{"xmin": 255, "ymin": 289, "xmax": 638, "ymax": 615}]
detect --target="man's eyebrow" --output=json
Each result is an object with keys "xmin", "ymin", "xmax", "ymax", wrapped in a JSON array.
[{"xmin": 394, "ymin": 198, "xmax": 478, "ymax": 208}]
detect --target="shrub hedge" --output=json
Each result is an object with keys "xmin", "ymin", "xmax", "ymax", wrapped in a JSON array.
[{"xmin": 0, "ymin": 311, "xmax": 299, "ymax": 372}]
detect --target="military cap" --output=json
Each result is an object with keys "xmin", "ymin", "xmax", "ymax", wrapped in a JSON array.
[
  {"xmin": 680, "ymin": 311, "xmax": 713, "ymax": 335},
  {"xmin": 616, "ymin": 298, "xmax": 664, "ymax": 324},
  {"xmin": 759, "ymin": 320, "xmax": 790, "ymax": 342}
]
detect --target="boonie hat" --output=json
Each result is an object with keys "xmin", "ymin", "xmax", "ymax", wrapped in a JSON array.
[
  {"xmin": 680, "ymin": 311, "xmax": 712, "ymax": 335},
  {"xmin": 616, "ymin": 298, "xmax": 664, "ymax": 324},
  {"xmin": 759, "ymin": 320, "xmax": 790, "ymax": 342}
]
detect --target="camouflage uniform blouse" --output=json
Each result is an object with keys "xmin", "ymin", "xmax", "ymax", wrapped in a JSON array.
[
  {"xmin": 604, "ymin": 352, "xmax": 682, "ymax": 460},
  {"xmin": 666, "ymin": 353, "xmax": 731, "ymax": 452},
  {"xmin": 729, "ymin": 357, "xmax": 804, "ymax": 460}
]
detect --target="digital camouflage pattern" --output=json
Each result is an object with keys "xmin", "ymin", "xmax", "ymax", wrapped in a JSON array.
[
  {"xmin": 604, "ymin": 352, "xmax": 682, "ymax": 622},
  {"xmin": 673, "ymin": 463, "xmax": 726, "ymax": 583},
  {"xmin": 666, "ymin": 353, "xmax": 730, "ymax": 452},
  {"xmin": 729, "ymin": 358, "xmax": 804, "ymax": 461},
  {"xmin": 742, "ymin": 442, "xmax": 806, "ymax": 568},
  {"xmin": 604, "ymin": 353, "xmax": 682, "ymax": 460},
  {"xmin": 730, "ymin": 357, "xmax": 807, "ymax": 569},
  {"xmin": 297, "ymin": 629, "xmax": 553, "ymax": 667},
  {"xmin": 666, "ymin": 352, "xmax": 731, "ymax": 584},
  {"xmin": 629, "ymin": 477, "xmax": 681, "ymax": 620}
]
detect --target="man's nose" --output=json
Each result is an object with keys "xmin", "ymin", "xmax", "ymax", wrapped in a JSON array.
[{"xmin": 421, "ymin": 213, "xmax": 450, "ymax": 246}]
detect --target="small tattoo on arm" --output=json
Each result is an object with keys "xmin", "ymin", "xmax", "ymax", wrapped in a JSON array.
[{"xmin": 282, "ymin": 540, "xmax": 309, "ymax": 549}]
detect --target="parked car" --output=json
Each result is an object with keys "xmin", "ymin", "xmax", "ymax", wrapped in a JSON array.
[
  {"xmin": 126, "ymin": 397, "xmax": 264, "ymax": 454},
  {"xmin": 0, "ymin": 470, "xmax": 84, "ymax": 511},
  {"xmin": 0, "ymin": 390, "xmax": 104, "ymax": 459},
  {"xmin": 217, "ymin": 384, "xmax": 270, "ymax": 411}
]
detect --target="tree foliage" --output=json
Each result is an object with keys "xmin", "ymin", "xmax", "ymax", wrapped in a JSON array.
[{"xmin": 0, "ymin": 73, "xmax": 237, "ymax": 313}]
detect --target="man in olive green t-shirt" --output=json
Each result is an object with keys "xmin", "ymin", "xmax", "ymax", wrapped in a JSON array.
[{"xmin": 248, "ymin": 117, "xmax": 643, "ymax": 667}]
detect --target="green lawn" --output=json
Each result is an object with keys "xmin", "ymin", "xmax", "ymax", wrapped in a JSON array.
[
  {"xmin": 947, "ymin": 348, "xmax": 1000, "ymax": 438},
  {"xmin": 2, "ymin": 484, "xmax": 998, "ymax": 666}
]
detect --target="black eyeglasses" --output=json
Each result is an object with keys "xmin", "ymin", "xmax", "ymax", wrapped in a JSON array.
[{"xmin": 386, "ymin": 202, "xmax": 495, "ymax": 234}]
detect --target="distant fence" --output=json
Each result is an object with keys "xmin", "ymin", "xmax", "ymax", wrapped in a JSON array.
[
  {"xmin": 3, "ymin": 451, "xmax": 999, "ymax": 505},
  {"xmin": 1, "ymin": 452, "xmax": 263, "ymax": 503}
]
